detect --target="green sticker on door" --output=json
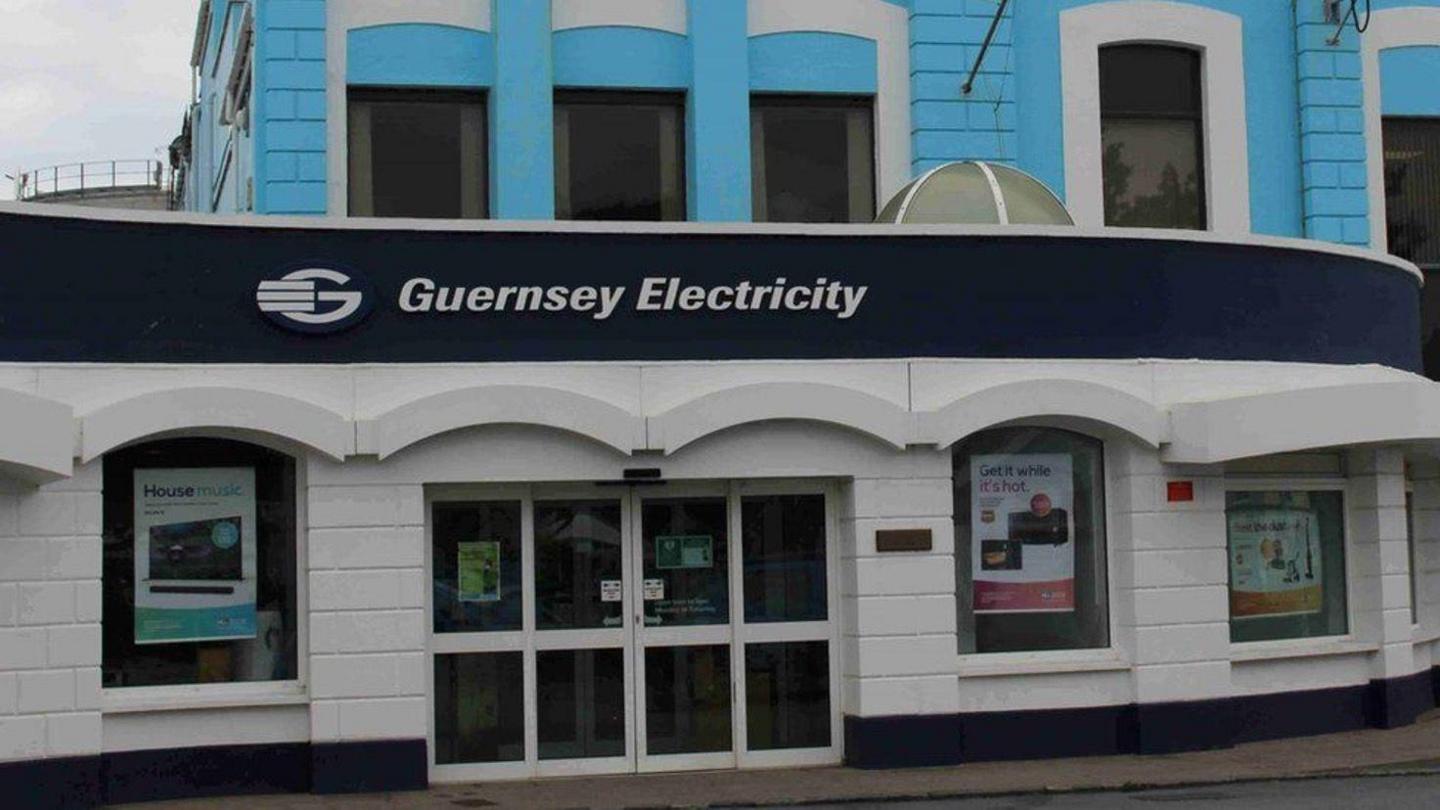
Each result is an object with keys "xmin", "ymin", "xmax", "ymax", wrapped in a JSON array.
[
  {"xmin": 458, "ymin": 541, "xmax": 501, "ymax": 602},
  {"xmin": 655, "ymin": 535, "xmax": 713, "ymax": 569}
]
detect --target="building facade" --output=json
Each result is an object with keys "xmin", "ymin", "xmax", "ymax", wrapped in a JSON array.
[{"xmin": 3, "ymin": 1, "xmax": 1440, "ymax": 807}]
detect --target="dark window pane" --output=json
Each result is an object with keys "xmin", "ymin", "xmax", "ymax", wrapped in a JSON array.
[
  {"xmin": 954, "ymin": 428, "xmax": 1110, "ymax": 653},
  {"xmin": 745, "ymin": 641, "xmax": 830, "ymax": 751},
  {"xmin": 645, "ymin": 645, "xmax": 732, "ymax": 754},
  {"xmin": 752, "ymin": 98, "xmax": 875, "ymax": 223},
  {"xmin": 641, "ymin": 498, "xmax": 729, "ymax": 627},
  {"xmin": 434, "ymin": 652, "xmax": 525, "ymax": 764},
  {"xmin": 742, "ymin": 495, "xmax": 827, "ymax": 622},
  {"xmin": 432, "ymin": 501, "xmax": 522, "ymax": 633},
  {"xmin": 555, "ymin": 93, "xmax": 685, "ymax": 221},
  {"xmin": 535, "ymin": 500, "xmax": 624, "ymax": 631},
  {"xmin": 1226, "ymin": 491, "xmax": 1348, "ymax": 643},
  {"xmin": 1383, "ymin": 118, "xmax": 1440, "ymax": 268},
  {"xmin": 348, "ymin": 90, "xmax": 487, "ymax": 219},
  {"xmin": 537, "ymin": 649, "xmax": 626, "ymax": 760},
  {"xmin": 102, "ymin": 438, "xmax": 298, "ymax": 688},
  {"xmin": 1099, "ymin": 45, "xmax": 1206, "ymax": 230}
]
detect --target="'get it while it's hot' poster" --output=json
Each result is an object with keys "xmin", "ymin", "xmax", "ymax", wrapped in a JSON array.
[{"xmin": 971, "ymin": 454, "xmax": 1075, "ymax": 613}]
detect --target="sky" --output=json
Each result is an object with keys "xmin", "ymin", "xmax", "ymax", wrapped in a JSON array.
[{"xmin": 0, "ymin": 0, "xmax": 198, "ymax": 200}]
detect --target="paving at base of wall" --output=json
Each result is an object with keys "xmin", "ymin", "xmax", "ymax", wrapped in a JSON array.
[{"xmin": 111, "ymin": 709, "xmax": 1440, "ymax": 810}]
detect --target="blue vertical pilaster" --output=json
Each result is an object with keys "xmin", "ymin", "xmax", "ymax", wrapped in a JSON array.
[
  {"xmin": 687, "ymin": 0, "xmax": 750, "ymax": 221},
  {"xmin": 910, "ymin": 0, "xmax": 1015, "ymax": 174},
  {"xmin": 492, "ymin": 0, "xmax": 554, "ymax": 219},
  {"xmin": 256, "ymin": 0, "xmax": 328, "ymax": 215},
  {"xmin": 1295, "ymin": 2, "xmax": 1370, "ymax": 246}
]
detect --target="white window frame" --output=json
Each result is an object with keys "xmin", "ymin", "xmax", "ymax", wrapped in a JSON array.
[
  {"xmin": 1059, "ymin": 1, "xmax": 1250, "ymax": 233},
  {"xmin": 1223, "ymin": 477, "xmax": 1360, "ymax": 660},
  {"xmin": 1362, "ymin": 6, "xmax": 1440, "ymax": 253}
]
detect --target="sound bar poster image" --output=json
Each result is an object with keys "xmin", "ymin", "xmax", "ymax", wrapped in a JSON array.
[
  {"xmin": 1228, "ymin": 508, "xmax": 1323, "ymax": 618},
  {"xmin": 134, "ymin": 468, "xmax": 258, "ymax": 644},
  {"xmin": 971, "ymin": 454, "xmax": 1076, "ymax": 613}
]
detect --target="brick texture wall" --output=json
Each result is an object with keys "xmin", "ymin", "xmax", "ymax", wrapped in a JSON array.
[
  {"xmin": 910, "ymin": 0, "xmax": 1016, "ymax": 174},
  {"xmin": 258, "ymin": 0, "xmax": 328, "ymax": 214},
  {"xmin": 1295, "ymin": 0, "xmax": 1371, "ymax": 246}
]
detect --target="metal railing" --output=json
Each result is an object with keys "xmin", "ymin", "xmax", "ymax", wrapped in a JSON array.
[{"xmin": 14, "ymin": 160, "xmax": 171, "ymax": 201}]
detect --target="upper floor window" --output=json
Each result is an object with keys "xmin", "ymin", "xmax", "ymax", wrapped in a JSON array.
[
  {"xmin": 1384, "ymin": 118, "xmax": 1440, "ymax": 377},
  {"xmin": 555, "ymin": 92, "xmax": 686, "ymax": 221},
  {"xmin": 751, "ymin": 96, "xmax": 875, "ymax": 223},
  {"xmin": 347, "ymin": 89, "xmax": 488, "ymax": 219},
  {"xmin": 1099, "ymin": 45, "xmax": 1206, "ymax": 230}
]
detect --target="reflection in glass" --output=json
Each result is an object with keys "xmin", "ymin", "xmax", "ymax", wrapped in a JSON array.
[
  {"xmin": 745, "ymin": 641, "xmax": 831, "ymax": 751},
  {"xmin": 535, "ymin": 501, "xmax": 624, "ymax": 630},
  {"xmin": 432, "ymin": 502, "xmax": 522, "ymax": 633},
  {"xmin": 752, "ymin": 97, "xmax": 875, "ymax": 223},
  {"xmin": 538, "ymin": 649, "xmax": 626, "ymax": 760},
  {"xmin": 347, "ymin": 90, "xmax": 487, "ymax": 219},
  {"xmin": 645, "ymin": 645, "xmax": 732, "ymax": 754},
  {"xmin": 555, "ymin": 92, "xmax": 685, "ymax": 221},
  {"xmin": 1383, "ymin": 118, "xmax": 1440, "ymax": 268},
  {"xmin": 641, "ymin": 498, "xmax": 729, "ymax": 627},
  {"xmin": 743, "ymin": 495, "xmax": 827, "ymax": 622},
  {"xmin": 434, "ymin": 652, "xmax": 525, "ymax": 764}
]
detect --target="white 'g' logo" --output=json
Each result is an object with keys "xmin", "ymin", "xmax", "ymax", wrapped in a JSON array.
[{"xmin": 256, "ymin": 268, "xmax": 370, "ymax": 333}]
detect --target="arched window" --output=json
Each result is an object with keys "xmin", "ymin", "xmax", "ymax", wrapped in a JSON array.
[
  {"xmin": 1099, "ymin": 45, "xmax": 1206, "ymax": 230},
  {"xmin": 101, "ymin": 438, "xmax": 299, "ymax": 688},
  {"xmin": 953, "ymin": 427, "xmax": 1109, "ymax": 653}
]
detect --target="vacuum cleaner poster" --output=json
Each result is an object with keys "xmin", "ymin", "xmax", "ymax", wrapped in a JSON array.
[
  {"xmin": 133, "ymin": 468, "xmax": 258, "ymax": 644},
  {"xmin": 1228, "ymin": 508, "xmax": 1323, "ymax": 618},
  {"xmin": 971, "ymin": 454, "xmax": 1076, "ymax": 613}
]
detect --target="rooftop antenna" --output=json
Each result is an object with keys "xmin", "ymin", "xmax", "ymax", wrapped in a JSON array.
[
  {"xmin": 1325, "ymin": 0, "xmax": 1371, "ymax": 46},
  {"xmin": 961, "ymin": 0, "xmax": 1010, "ymax": 95}
]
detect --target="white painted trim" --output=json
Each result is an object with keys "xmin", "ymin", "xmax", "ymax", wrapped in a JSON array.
[
  {"xmin": 359, "ymin": 384, "xmax": 645, "ymax": 458},
  {"xmin": 326, "ymin": 0, "xmax": 494, "ymax": 216},
  {"xmin": 747, "ymin": 0, "xmax": 912, "ymax": 205},
  {"xmin": 1362, "ymin": 7, "xmax": 1440, "ymax": 253},
  {"xmin": 648, "ymin": 381, "xmax": 914, "ymax": 453},
  {"xmin": 920, "ymin": 379, "xmax": 1166, "ymax": 449},
  {"xmin": 1059, "ymin": 1, "xmax": 1251, "ymax": 234},
  {"xmin": 0, "ymin": 388, "xmax": 72, "ymax": 484},
  {"xmin": 1166, "ymin": 381, "xmax": 1440, "ymax": 464},
  {"xmin": 80, "ymin": 387, "xmax": 354, "ymax": 462},
  {"xmin": 552, "ymin": 0, "xmax": 686, "ymax": 34},
  {"xmin": 3, "ymin": 203, "xmax": 1417, "ymax": 281}
]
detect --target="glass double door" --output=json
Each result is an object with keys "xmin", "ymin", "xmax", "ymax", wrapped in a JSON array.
[{"xmin": 428, "ymin": 481, "xmax": 839, "ymax": 781}]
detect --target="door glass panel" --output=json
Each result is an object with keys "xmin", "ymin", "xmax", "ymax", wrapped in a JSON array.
[
  {"xmin": 645, "ymin": 645, "xmax": 732, "ymax": 755},
  {"xmin": 535, "ymin": 500, "xmax": 624, "ymax": 630},
  {"xmin": 745, "ymin": 641, "xmax": 831, "ymax": 751},
  {"xmin": 742, "ymin": 495, "xmax": 827, "ymax": 623},
  {"xmin": 641, "ymin": 498, "xmax": 729, "ymax": 627},
  {"xmin": 537, "ymin": 648, "xmax": 626, "ymax": 760},
  {"xmin": 434, "ymin": 652, "xmax": 524, "ymax": 764},
  {"xmin": 432, "ymin": 502, "xmax": 522, "ymax": 633}
]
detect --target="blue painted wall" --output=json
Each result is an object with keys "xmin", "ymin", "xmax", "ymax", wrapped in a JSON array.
[
  {"xmin": 1381, "ymin": 47, "xmax": 1440, "ymax": 116},
  {"xmin": 349, "ymin": 24, "xmax": 495, "ymax": 88},
  {"xmin": 911, "ymin": 0, "xmax": 1015, "ymax": 174},
  {"xmin": 254, "ymin": 0, "xmax": 327, "ymax": 215},
  {"xmin": 750, "ymin": 33, "xmax": 877, "ymax": 94},
  {"xmin": 554, "ymin": 27, "xmax": 689, "ymax": 89}
]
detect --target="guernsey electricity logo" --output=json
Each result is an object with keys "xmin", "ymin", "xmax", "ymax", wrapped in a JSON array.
[{"xmin": 256, "ymin": 267, "xmax": 372, "ymax": 333}]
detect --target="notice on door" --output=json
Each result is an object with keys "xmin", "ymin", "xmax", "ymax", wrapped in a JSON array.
[
  {"xmin": 971, "ymin": 454, "xmax": 1076, "ymax": 614},
  {"xmin": 600, "ymin": 579, "xmax": 623, "ymax": 603},
  {"xmin": 655, "ymin": 535, "xmax": 713, "ymax": 569},
  {"xmin": 134, "ymin": 468, "xmax": 258, "ymax": 644},
  {"xmin": 458, "ymin": 541, "xmax": 501, "ymax": 603},
  {"xmin": 1229, "ymin": 508, "xmax": 1322, "ymax": 618},
  {"xmin": 642, "ymin": 578, "xmax": 665, "ymax": 601}
]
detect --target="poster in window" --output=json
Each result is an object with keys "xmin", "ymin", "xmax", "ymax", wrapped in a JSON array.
[
  {"xmin": 971, "ymin": 454, "xmax": 1076, "ymax": 613},
  {"xmin": 458, "ymin": 541, "xmax": 501, "ymax": 603},
  {"xmin": 133, "ymin": 468, "xmax": 258, "ymax": 644},
  {"xmin": 1228, "ymin": 508, "xmax": 1323, "ymax": 618}
]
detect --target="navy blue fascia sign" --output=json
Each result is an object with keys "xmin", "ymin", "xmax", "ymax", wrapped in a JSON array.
[{"xmin": 0, "ymin": 211, "xmax": 1422, "ymax": 369}]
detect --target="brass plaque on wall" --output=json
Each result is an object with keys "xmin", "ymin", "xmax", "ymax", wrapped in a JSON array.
[{"xmin": 875, "ymin": 529, "xmax": 933, "ymax": 552}]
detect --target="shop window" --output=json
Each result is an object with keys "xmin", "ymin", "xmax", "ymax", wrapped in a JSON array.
[
  {"xmin": 1225, "ymin": 490, "xmax": 1348, "ymax": 643},
  {"xmin": 432, "ymin": 501, "xmax": 523, "ymax": 633},
  {"xmin": 347, "ymin": 89, "xmax": 488, "ymax": 219},
  {"xmin": 953, "ymin": 427, "xmax": 1110, "ymax": 654},
  {"xmin": 751, "ymin": 96, "xmax": 875, "ymax": 223},
  {"xmin": 1382, "ymin": 118, "xmax": 1440, "ymax": 378},
  {"xmin": 742, "ymin": 494, "xmax": 827, "ymax": 623},
  {"xmin": 101, "ymin": 438, "xmax": 298, "ymax": 688},
  {"xmin": 1099, "ymin": 45, "xmax": 1206, "ymax": 230},
  {"xmin": 555, "ymin": 91, "xmax": 685, "ymax": 221}
]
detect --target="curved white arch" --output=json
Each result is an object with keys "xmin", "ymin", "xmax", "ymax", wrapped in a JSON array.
[
  {"xmin": 920, "ymin": 379, "xmax": 1165, "ymax": 449},
  {"xmin": 748, "ymin": 0, "xmax": 911, "ymax": 204},
  {"xmin": 552, "ymin": 0, "xmax": 686, "ymax": 34},
  {"xmin": 1060, "ymin": 1, "xmax": 1250, "ymax": 233},
  {"xmin": 0, "ymin": 388, "xmax": 73, "ymax": 484},
  {"xmin": 1165, "ymin": 381, "xmax": 1440, "ymax": 464},
  {"xmin": 360, "ymin": 385, "xmax": 645, "ymax": 458},
  {"xmin": 81, "ymin": 388, "xmax": 353, "ymax": 462},
  {"xmin": 649, "ymin": 382, "xmax": 913, "ymax": 453},
  {"xmin": 1363, "ymin": 6, "xmax": 1440, "ymax": 251}
]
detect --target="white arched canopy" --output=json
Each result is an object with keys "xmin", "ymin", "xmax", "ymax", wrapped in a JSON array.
[
  {"xmin": 0, "ymin": 388, "xmax": 73, "ymax": 484},
  {"xmin": 921, "ymin": 379, "xmax": 1165, "ymax": 449},
  {"xmin": 648, "ymin": 382, "xmax": 914, "ymax": 453}
]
